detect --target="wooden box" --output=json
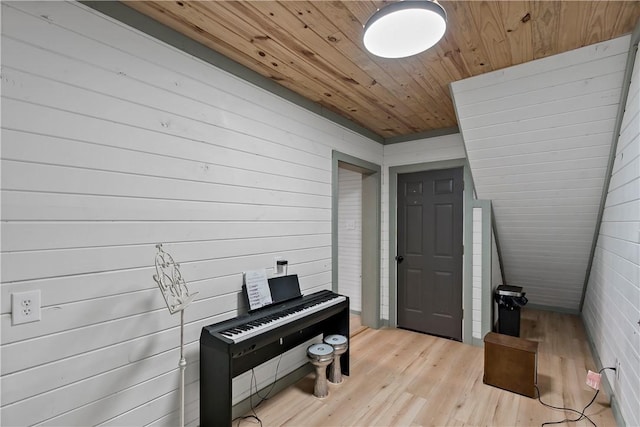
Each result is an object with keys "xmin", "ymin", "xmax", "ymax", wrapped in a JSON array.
[{"xmin": 483, "ymin": 332, "xmax": 538, "ymax": 398}]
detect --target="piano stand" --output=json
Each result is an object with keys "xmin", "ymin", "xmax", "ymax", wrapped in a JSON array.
[{"xmin": 200, "ymin": 297, "xmax": 349, "ymax": 426}]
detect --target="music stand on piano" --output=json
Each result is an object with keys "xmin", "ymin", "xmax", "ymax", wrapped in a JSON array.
[{"xmin": 153, "ymin": 244, "xmax": 197, "ymax": 427}]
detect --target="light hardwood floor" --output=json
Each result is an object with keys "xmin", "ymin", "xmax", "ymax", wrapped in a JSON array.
[{"xmin": 240, "ymin": 309, "xmax": 616, "ymax": 426}]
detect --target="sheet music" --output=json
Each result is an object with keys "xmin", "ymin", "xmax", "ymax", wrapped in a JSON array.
[{"xmin": 244, "ymin": 269, "xmax": 272, "ymax": 310}]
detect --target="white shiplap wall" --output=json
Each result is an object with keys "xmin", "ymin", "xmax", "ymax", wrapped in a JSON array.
[
  {"xmin": 0, "ymin": 2, "xmax": 382, "ymax": 426},
  {"xmin": 491, "ymin": 232, "xmax": 503, "ymax": 327},
  {"xmin": 451, "ymin": 36, "xmax": 630, "ymax": 311},
  {"xmin": 582, "ymin": 43, "xmax": 640, "ymax": 427},
  {"xmin": 382, "ymin": 134, "xmax": 467, "ymax": 320},
  {"xmin": 472, "ymin": 207, "xmax": 482, "ymax": 339},
  {"xmin": 338, "ymin": 167, "xmax": 362, "ymax": 311}
]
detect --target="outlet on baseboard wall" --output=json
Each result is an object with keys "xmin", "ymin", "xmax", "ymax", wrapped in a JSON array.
[{"xmin": 12, "ymin": 290, "xmax": 42, "ymax": 325}]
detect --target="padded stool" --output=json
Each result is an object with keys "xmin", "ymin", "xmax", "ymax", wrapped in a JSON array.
[
  {"xmin": 323, "ymin": 334, "xmax": 348, "ymax": 384},
  {"xmin": 307, "ymin": 343, "xmax": 334, "ymax": 398}
]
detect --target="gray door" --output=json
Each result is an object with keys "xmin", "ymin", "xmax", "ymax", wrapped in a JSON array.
[{"xmin": 397, "ymin": 167, "xmax": 463, "ymax": 341}]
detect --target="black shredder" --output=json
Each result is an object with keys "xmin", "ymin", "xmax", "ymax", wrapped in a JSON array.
[{"xmin": 495, "ymin": 285, "xmax": 528, "ymax": 337}]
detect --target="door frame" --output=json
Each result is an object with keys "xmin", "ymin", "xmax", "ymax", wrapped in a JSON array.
[
  {"xmin": 332, "ymin": 151, "xmax": 381, "ymax": 329},
  {"xmin": 389, "ymin": 158, "xmax": 474, "ymax": 344}
]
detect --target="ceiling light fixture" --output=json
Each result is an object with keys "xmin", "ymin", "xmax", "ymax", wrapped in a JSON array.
[{"xmin": 363, "ymin": 0, "xmax": 447, "ymax": 59}]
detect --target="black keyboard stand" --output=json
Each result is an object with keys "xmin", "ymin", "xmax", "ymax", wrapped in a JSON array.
[{"xmin": 199, "ymin": 293, "xmax": 349, "ymax": 426}]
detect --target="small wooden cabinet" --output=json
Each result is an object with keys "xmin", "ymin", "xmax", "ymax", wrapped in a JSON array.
[{"xmin": 483, "ymin": 332, "xmax": 538, "ymax": 398}]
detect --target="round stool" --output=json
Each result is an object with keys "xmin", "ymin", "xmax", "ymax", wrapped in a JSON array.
[
  {"xmin": 323, "ymin": 334, "xmax": 348, "ymax": 384},
  {"xmin": 307, "ymin": 343, "xmax": 334, "ymax": 398}
]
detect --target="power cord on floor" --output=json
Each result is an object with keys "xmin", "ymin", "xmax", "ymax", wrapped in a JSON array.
[
  {"xmin": 233, "ymin": 354, "xmax": 284, "ymax": 426},
  {"xmin": 253, "ymin": 354, "xmax": 284, "ymax": 407},
  {"xmin": 535, "ymin": 366, "xmax": 616, "ymax": 427}
]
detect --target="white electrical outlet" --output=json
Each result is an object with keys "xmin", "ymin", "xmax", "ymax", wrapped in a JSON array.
[
  {"xmin": 12, "ymin": 290, "xmax": 41, "ymax": 325},
  {"xmin": 274, "ymin": 257, "xmax": 288, "ymax": 276}
]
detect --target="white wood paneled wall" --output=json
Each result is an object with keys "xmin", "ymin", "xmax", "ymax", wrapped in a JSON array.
[
  {"xmin": 491, "ymin": 233, "xmax": 503, "ymax": 327},
  {"xmin": 0, "ymin": 2, "xmax": 382, "ymax": 426},
  {"xmin": 582, "ymin": 44, "xmax": 640, "ymax": 427},
  {"xmin": 472, "ymin": 207, "xmax": 483, "ymax": 339},
  {"xmin": 382, "ymin": 134, "xmax": 467, "ymax": 320},
  {"xmin": 338, "ymin": 167, "xmax": 362, "ymax": 311},
  {"xmin": 452, "ymin": 36, "xmax": 630, "ymax": 311}
]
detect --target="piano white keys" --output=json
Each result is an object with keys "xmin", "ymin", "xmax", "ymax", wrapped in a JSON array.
[{"xmin": 221, "ymin": 294, "xmax": 346, "ymax": 343}]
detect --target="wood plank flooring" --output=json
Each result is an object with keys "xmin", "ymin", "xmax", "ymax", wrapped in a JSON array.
[{"xmin": 240, "ymin": 309, "xmax": 616, "ymax": 426}]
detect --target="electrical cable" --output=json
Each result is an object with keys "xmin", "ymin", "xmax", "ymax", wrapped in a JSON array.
[
  {"xmin": 233, "ymin": 354, "xmax": 284, "ymax": 426},
  {"xmin": 234, "ymin": 372, "xmax": 263, "ymax": 427},
  {"xmin": 254, "ymin": 353, "xmax": 284, "ymax": 406},
  {"xmin": 535, "ymin": 366, "xmax": 616, "ymax": 427}
]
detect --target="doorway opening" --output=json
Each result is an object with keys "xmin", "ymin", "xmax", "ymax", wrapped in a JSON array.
[{"xmin": 332, "ymin": 151, "xmax": 381, "ymax": 329}]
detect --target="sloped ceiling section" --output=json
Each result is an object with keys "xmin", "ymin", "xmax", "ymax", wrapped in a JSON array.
[{"xmin": 451, "ymin": 35, "xmax": 630, "ymax": 311}]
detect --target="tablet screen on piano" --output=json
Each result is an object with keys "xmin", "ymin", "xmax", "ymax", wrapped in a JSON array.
[{"xmin": 268, "ymin": 274, "xmax": 303, "ymax": 304}]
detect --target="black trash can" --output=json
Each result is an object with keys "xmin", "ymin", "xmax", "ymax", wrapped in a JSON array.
[{"xmin": 494, "ymin": 285, "xmax": 528, "ymax": 337}]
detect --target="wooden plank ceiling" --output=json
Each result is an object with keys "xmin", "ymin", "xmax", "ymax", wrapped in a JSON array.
[{"xmin": 123, "ymin": 1, "xmax": 640, "ymax": 140}]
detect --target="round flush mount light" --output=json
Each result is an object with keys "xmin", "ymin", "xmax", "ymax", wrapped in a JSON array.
[{"xmin": 363, "ymin": 0, "xmax": 447, "ymax": 59}]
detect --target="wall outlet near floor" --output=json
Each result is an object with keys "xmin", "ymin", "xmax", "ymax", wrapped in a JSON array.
[
  {"xmin": 615, "ymin": 358, "xmax": 621, "ymax": 379},
  {"xmin": 12, "ymin": 290, "xmax": 41, "ymax": 325}
]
